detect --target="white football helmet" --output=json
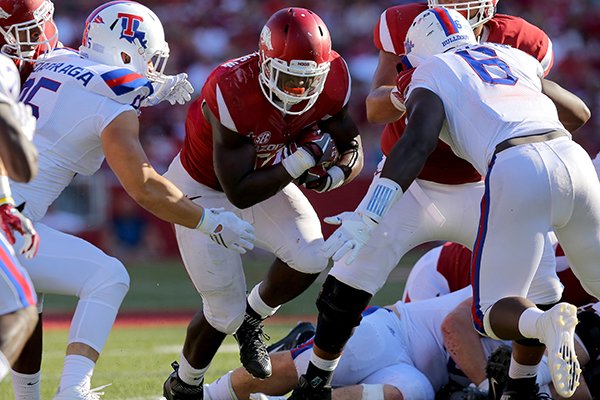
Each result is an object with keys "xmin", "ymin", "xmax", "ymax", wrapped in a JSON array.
[
  {"xmin": 404, "ymin": 7, "xmax": 476, "ymax": 68},
  {"xmin": 427, "ymin": 0, "xmax": 498, "ymax": 28},
  {"xmin": 80, "ymin": 1, "xmax": 169, "ymax": 82}
]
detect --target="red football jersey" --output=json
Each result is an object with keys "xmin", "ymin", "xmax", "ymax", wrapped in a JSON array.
[
  {"xmin": 374, "ymin": 6, "xmax": 554, "ymax": 184},
  {"xmin": 180, "ymin": 52, "xmax": 351, "ymax": 190}
]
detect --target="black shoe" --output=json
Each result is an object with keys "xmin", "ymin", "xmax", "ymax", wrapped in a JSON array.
[
  {"xmin": 486, "ymin": 345, "xmax": 512, "ymax": 400},
  {"xmin": 163, "ymin": 361, "xmax": 204, "ymax": 400},
  {"xmin": 288, "ymin": 375, "xmax": 332, "ymax": 400},
  {"xmin": 234, "ymin": 315, "xmax": 272, "ymax": 379},
  {"xmin": 499, "ymin": 385, "xmax": 551, "ymax": 400},
  {"xmin": 267, "ymin": 322, "xmax": 316, "ymax": 353},
  {"xmin": 449, "ymin": 386, "xmax": 487, "ymax": 400}
]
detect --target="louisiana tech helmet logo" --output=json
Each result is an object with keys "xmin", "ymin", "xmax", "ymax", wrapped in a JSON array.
[{"xmin": 117, "ymin": 12, "xmax": 147, "ymax": 49}]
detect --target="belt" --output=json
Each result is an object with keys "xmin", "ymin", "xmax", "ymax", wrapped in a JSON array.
[{"xmin": 494, "ymin": 130, "xmax": 568, "ymax": 156}]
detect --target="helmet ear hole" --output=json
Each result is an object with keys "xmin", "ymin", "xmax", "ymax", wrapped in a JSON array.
[{"xmin": 121, "ymin": 52, "xmax": 131, "ymax": 64}]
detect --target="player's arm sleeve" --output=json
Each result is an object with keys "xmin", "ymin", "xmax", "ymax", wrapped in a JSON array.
[
  {"xmin": 373, "ymin": 9, "xmax": 402, "ymax": 55},
  {"xmin": 95, "ymin": 98, "xmax": 136, "ymax": 137},
  {"xmin": 406, "ymin": 59, "xmax": 441, "ymax": 98},
  {"xmin": 540, "ymin": 37, "xmax": 554, "ymax": 77}
]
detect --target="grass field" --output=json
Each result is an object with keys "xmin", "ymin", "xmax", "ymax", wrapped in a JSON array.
[
  {"xmin": 0, "ymin": 248, "xmax": 431, "ymax": 399},
  {"xmin": 0, "ymin": 323, "xmax": 296, "ymax": 399}
]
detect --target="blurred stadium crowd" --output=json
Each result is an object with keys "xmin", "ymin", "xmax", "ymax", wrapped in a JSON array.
[{"xmin": 46, "ymin": 0, "xmax": 600, "ymax": 259}]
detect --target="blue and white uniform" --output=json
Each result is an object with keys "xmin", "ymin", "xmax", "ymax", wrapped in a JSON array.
[
  {"xmin": 408, "ymin": 42, "xmax": 600, "ymax": 333},
  {"xmin": 291, "ymin": 288, "xmax": 508, "ymax": 399},
  {"xmin": 9, "ymin": 48, "xmax": 153, "ymax": 354}
]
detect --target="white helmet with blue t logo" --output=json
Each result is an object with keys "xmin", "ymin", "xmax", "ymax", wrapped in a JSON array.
[{"xmin": 79, "ymin": 1, "xmax": 169, "ymax": 83}]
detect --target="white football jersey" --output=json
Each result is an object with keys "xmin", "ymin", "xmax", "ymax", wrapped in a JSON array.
[
  {"xmin": 408, "ymin": 43, "xmax": 568, "ymax": 175},
  {"xmin": 10, "ymin": 49, "xmax": 153, "ymax": 221},
  {"xmin": 0, "ymin": 54, "xmax": 21, "ymax": 104}
]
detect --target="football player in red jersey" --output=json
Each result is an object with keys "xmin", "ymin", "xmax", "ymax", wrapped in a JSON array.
[
  {"xmin": 0, "ymin": 0, "xmax": 59, "ymax": 82},
  {"xmin": 160, "ymin": 7, "xmax": 363, "ymax": 400},
  {"xmin": 286, "ymin": 2, "xmax": 591, "ymax": 400}
]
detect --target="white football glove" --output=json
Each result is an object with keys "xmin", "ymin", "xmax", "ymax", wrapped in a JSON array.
[
  {"xmin": 322, "ymin": 211, "xmax": 377, "ymax": 263},
  {"xmin": 11, "ymin": 102, "xmax": 36, "ymax": 141},
  {"xmin": 142, "ymin": 73, "xmax": 194, "ymax": 107},
  {"xmin": 196, "ymin": 208, "xmax": 255, "ymax": 254}
]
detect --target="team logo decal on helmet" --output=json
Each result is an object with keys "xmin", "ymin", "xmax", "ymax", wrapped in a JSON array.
[
  {"xmin": 117, "ymin": 12, "xmax": 147, "ymax": 49},
  {"xmin": 259, "ymin": 26, "xmax": 273, "ymax": 51},
  {"xmin": 0, "ymin": 7, "xmax": 9, "ymax": 19}
]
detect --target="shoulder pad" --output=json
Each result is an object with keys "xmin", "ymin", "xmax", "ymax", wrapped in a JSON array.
[{"xmin": 88, "ymin": 64, "xmax": 154, "ymax": 110}]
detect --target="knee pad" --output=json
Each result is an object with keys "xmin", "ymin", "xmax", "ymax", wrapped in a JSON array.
[
  {"xmin": 204, "ymin": 307, "xmax": 245, "ymax": 335},
  {"xmin": 202, "ymin": 288, "xmax": 247, "ymax": 334},
  {"xmin": 314, "ymin": 276, "xmax": 372, "ymax": 354},
  {"xmin": 287, "ymin": 241, "xmax": 328, "ymax": 274},
  {"xmin": 80, "ymin": 257, "xmax": 130, "ymax": 300}
]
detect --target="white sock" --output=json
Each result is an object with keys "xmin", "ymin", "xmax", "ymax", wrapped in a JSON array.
[
  {"xmin": 204, "ymin": 370, "xmax": 237, "ymax": 400},
  {"xmin": 518, "ymin": 307, "xmax": 544, "ymax": 338},
  {"xmin": 12, "ymin": 370, "xmax": 41, "ymax": 400},
  {"xmin": 0, "ymin": 351, "xmax": 9, "ymax": 381},
  {"xmin": 310, "ymin": 352, "xmax": 340, "ymax": 371},
  {"xmin": 508, "ymin": 355, "xmax": 538, "ymax": 379},
  {"xmin": 248, "ymin": 284, "xmax": 280, "ymax": 319},
  {"xmin": 58, "ymin": 354, "xmax": 95, "ymax": 392},
  {"xmin": 178, "ymin": 352, "xmax": 209, "ymax": 386}
]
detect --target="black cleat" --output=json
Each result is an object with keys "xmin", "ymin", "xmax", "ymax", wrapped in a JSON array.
[
  {"xmin": 499, "ymin": 385, "xmax": 551, "ymax": 400},
  {"xmin": 288, "ymin": 375, "xmax": 332, "ymax": 400},
  {"xmin": 234, "ymin": 315, "xmax": 272, "ymax": 379},
  {"xmin": 486, "ymin": 345, "xmax": 511, "ymax": 400},
  {"xmin": 163, "ymin": 361, "xmax": 204, "ymax": 400},
  {"xmin": 267, "ymin": 321, "xmax": 316, "ymax": 353}
]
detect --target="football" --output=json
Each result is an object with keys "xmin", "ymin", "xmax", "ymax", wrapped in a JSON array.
[{"xmin": 295, "ymin": 125, "xmax": 339, "ymax": 169}]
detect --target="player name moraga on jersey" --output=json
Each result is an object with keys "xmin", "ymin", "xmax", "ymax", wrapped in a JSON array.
[
  {"xmin": 29, "ymin": 48, "xmax": 154, "ymax": 109},
  {"xmin": 32, "ymin": 57, "xmax": 95, "ymax": 87}
]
